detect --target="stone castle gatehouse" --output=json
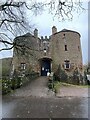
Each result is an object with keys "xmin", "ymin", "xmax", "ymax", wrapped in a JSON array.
[{"xmin": 12, "ymin": 26, "xmax": 83, "ymax": 77}]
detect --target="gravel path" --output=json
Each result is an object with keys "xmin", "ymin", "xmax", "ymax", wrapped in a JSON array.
[
  {"xmin": 10, "ymin": 77, "xmax": 55, "ymax": 98},
  {"xmin": 9, "ymin": 76, "xmax": 88, "ymax": 98}
]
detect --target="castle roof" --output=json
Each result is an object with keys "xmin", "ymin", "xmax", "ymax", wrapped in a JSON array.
[
  {"xmin": 13, "ymin": 32, "xmax": 40, "ymax": 50},
  {"xmin": 53, "ymin": 29, "xmax": 81, "ymax": 37},
  {"xmin": 60, "ymin": 29, "xmax": 68, "ymax": 32},
  {"xmin": 22, "ymin": 32, "xmax": 32, "ymax": 37}
]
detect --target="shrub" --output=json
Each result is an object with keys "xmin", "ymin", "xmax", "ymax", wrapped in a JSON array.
[
  {"xmin": 48, "ymin": 83, "xmax": 53, "ymax": 89},
  {"xmin": 72, "ymin": 69, "xmax": 80, "ymax": 85},
  {"xmin": 54, "ymin": 64, "xmax": 68, "ymax": 82},
  {"xmin": 48, "ymin": 76, "xmax": 54, "ymax": 89},
  {"xmin": 2, "ymin": 70, "xmax": 39, "ymax": 95},
  {"xmin": 2, "ymin": 75, "xmax": 23, "ymax": 94},
  {"xmin": 11, "ymin": 77, "xmax": 22, "ymax": 90},
  {"xmin": 53, "ymin": 81, "xmax": 60, "ymax": 93},
  {"xmin": 2, "ymin": 78, "xmax": 12, "ymax": 95}
]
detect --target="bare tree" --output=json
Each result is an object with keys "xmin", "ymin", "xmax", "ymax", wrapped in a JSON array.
[
  {"xmin": 0, "ymin": 0, "xmax": 86, "ymax": 51},
  {"xmin": 46, "ymin": 0, "xmax": 85, "ymax": 21},
  {"xmin": 0, "ymin": 0, "xmax": 43, "ymax": 51}
]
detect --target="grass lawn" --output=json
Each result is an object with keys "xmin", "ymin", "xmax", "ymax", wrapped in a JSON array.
[{"xmin": 59, "ymin": 82, "xmax": 90, "ymax": 88}]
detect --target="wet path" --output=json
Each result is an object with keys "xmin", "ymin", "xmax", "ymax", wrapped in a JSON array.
[
  {"xmin": 10, "ymin": 76, "xmax": 54, "ymax": 98},
  {"xmin": 2, "ymin": 96, "xmax": 88, "ymax": 118},
  {"xmin": 2, "ymin": 77, "xmax": 89, "ymax": 118}
]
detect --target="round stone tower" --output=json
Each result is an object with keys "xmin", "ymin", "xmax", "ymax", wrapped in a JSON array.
[{"xmin": 50, "ymin": 29, "xmax": 83, "ymax": 75}]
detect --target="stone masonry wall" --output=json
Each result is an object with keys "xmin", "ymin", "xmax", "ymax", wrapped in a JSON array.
[
  {"xmin": 50, "ymin": 30, "xmax": 83, "ymax": 75},
  {"xmin": 12, "ymin": 27, "xmax": 83, "ymax": 77}
]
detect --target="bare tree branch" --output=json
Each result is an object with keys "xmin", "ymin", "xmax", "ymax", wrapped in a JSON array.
[
  {"xmin": 44, "ymin": 0, "xmax": 86, "ymax": 21},
  {"xmin": 0, "ymin": 0, "xmax": 86, "ymax": 53},
  {"xmin": 0, "ymin": 46, "xmax": 14, "ymax": 51}
]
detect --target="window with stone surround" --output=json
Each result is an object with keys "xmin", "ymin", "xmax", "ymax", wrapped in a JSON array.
[
  {"xmin": 64, "ymin": 60, "xmax": 70, "ymax": 69},
  {"xmin": 21, "ymin": 63, "xmax": 26, "ymax": 70}
]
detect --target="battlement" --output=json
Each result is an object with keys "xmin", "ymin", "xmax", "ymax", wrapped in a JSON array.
[{"xmin": 40, "ymin": 36, "xmax": 49, "ymax": 41}]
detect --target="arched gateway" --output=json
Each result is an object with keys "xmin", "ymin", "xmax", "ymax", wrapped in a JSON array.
[{"xmin": 39, "ymin": 57, "xmax": 52, "ymax": 76}]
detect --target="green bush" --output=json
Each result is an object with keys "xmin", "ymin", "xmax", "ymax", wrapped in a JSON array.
[
  {"xmin": 54, "ymin": 64, "xmax": 68, "ymax": 82},
  {"xmin": 53, "ymin": 81, "xmax": 60, "ymax": 93},
  {"xmin": 2, "ymin": 79, "xmax": 12, "ymax": 95},
  {"xmin": 11, "ymin": 77, "xmax": 22, "ymax": 90},
  {"xmin": 2, "ymin": 76, "xmax": 23, "ymax": 94},
  {"xmin": 48, "ymin": 83, "xmax": 54, "ymax": 89},
  {"xmin": 48, "ymin": 75, "xmax": 54, "ymax": 89},
  {"xmin": 2, "ymin": 70, "xmax": 39, "ymax": 95},
  {"xmin": 71, "ymin": 69, "xmax": 80, "ymax": 85}
]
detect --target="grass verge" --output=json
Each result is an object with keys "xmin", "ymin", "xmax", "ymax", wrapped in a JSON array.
[
  {"xmin": 53, "ymin": 81, "xmax": 61, "ymax": 93},
  {"xmin": 60, "ymin": 82, "xmax": 90, "ymax": 88}
]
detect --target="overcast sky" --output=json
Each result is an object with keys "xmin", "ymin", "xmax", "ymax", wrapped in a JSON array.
[{"xmin": 0, "ymin": 1, "xmax": 88, "ymax": 65}]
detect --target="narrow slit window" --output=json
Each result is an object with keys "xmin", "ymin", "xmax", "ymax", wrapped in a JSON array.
[
  {"xmin": 78, "ymin": 46, "xmax": 80, "ymax": 51},
  {"xmin": 65, "ymin": 45, "xmax": 67, "ymax": 51},
  {"xmin": 21, "ymin": 44, "xmax": 25, "ymax": 55},
  {"xmin": 63, "ymin": 34, "xmax": 65, "ymax": 36}
]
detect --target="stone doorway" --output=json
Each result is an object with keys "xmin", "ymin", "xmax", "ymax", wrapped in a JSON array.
[{"xmin": 39, "ymin": 58, "xmax": 52, "ymax": 76}]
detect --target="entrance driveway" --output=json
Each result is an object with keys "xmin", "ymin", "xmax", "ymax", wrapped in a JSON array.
[
  {"xmin": 10, "ymin": 76, "xmax": 55, "ymax": 98},
  {"xmin": 2, "ymin": 77, "xmax": 89, "ymax": 118}
]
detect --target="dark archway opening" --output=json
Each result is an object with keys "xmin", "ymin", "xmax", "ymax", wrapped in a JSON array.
[{"xmin": 39, "ymin": 58, "xmax": 52, "ymax": 76}]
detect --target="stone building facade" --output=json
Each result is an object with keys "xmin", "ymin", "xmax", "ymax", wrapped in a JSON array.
[{"xmin": 12, "ymin": 26, "xmax": 83, "ymax": 77}]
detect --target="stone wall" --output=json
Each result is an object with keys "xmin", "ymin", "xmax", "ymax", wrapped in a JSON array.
[
  {"xmin": 50, "ymin": 29, "xmax": 83, "ymax": 76},
  {"xmin": 12, "ymin": 33, "xmax": 40, "ymax": 75}
]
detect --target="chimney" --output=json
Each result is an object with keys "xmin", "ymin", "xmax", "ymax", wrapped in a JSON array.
[
  {"xmin": 34, "ymin": 29, "xmax": 38, "ymax": 37},
  {"xmin": 52, "ymin": 26, "xmax": 57, "ymax": 34}
]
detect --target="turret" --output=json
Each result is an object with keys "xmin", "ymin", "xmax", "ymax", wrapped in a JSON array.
[
  {"xmin": 34, "ymin": 29, "xmax": 38, "ymax": 37},
  {"xmin": 52, "ymin": 26, "xmax": 57, "ymax": 34}
]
